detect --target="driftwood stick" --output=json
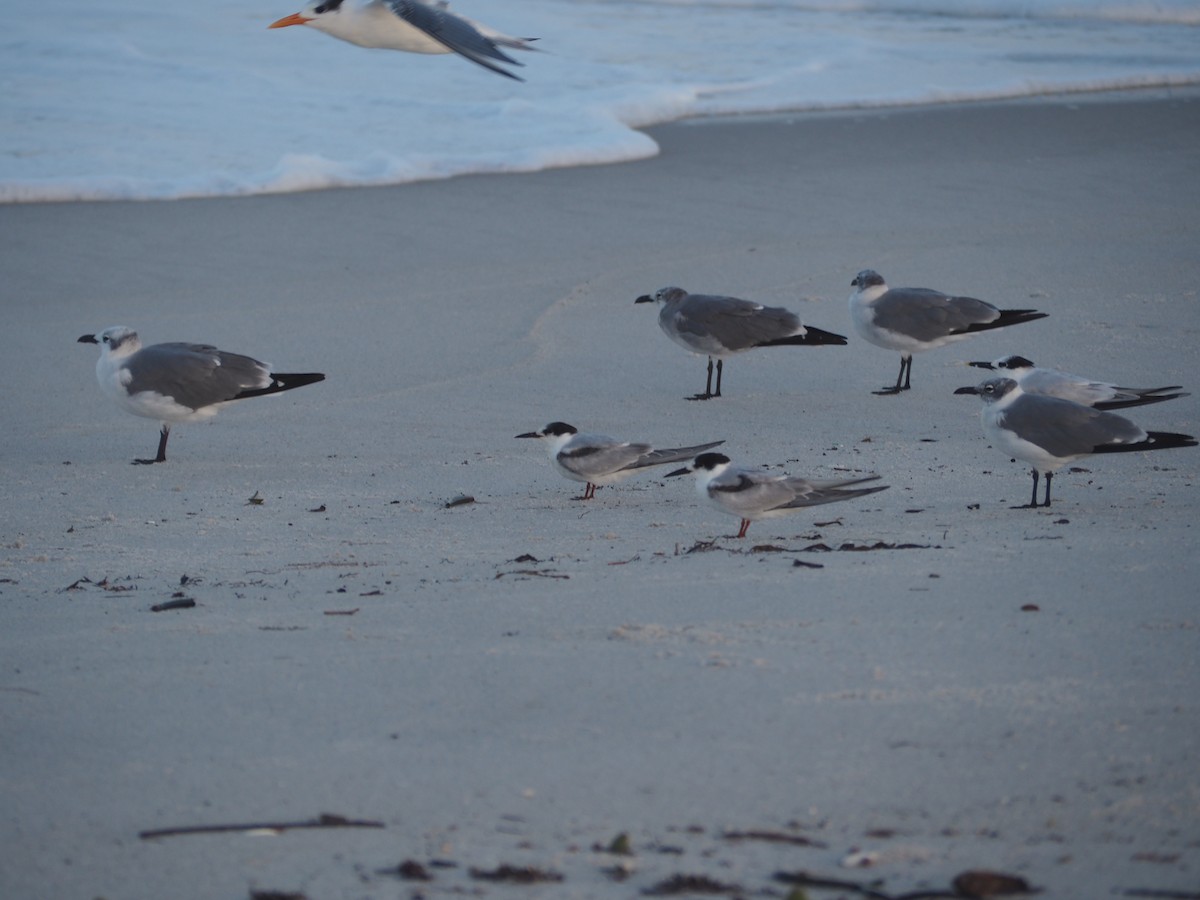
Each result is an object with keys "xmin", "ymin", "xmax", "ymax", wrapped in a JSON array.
[{"xmin": 139, "ymin": 813, "xmax": 384, "ymax": 840}]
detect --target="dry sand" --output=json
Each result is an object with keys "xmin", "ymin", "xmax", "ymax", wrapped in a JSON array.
[{"xmin": 1, "ymin": 89, "xmax": 1198, "ymax": 899}]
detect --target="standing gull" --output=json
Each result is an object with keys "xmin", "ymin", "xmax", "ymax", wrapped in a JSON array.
[
  {"xmin": 849, "ymin": 269, "xmax": 1047, "ymax": 395},
  {"xmin": 516, "ymin": 422, "xmax": 724, "ymax": 500},
  {"xmin": 79, "ymin": 326, "xmax": 325, "ymax": 464},
  {"xmin": 967, "ymin": 355, "xmax": 1188, "ymax": 410},
  {"xmin": 955, "ymin": 377, "xmax": 1196, "ymax": 508},
  {"xmin": 635, "ymin": 286, "xmax": 847, "ymax": 400},
  {"xmin": 269, "ymin": 0, "xmax": 537, "ymax": 81},
  {"xmin": 667, "ymin": 452, "xmax": 888, "ymax": 538}
]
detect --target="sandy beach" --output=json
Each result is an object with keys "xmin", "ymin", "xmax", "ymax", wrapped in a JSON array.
[{"xmin": 1, "ymin": 89, "xmax": 1198, "ymax": 898}]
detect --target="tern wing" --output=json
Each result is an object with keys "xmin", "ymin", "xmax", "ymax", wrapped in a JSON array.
[
  {"xmin": 623, "ymin": 440, "xmax": 725, "ymax": 472},
  {"xmin": 707, "ymin": 469, "xmax": 795, "ymax": 517},
  {"xmin": 776, "ymin": 475, "xmax": 888, "ymax": 510},
  {"xmin": 385, "ymin": 0, "xmax": 524, "ymax": 80},
  {"xmin": 557, "ymin": 439, "xmax": 650, "ymax": 480}
]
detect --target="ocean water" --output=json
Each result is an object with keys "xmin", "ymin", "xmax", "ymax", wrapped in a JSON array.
[{"xmin": 2, "ymin": 0, "xmax": 1197, "ymax": 202}]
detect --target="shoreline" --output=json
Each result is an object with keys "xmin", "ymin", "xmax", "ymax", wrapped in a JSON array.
[{"xmin": 5, "ymin": 81, "xmax": 1200, "ymax": 206}]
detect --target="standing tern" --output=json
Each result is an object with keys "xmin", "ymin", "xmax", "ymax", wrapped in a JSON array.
[
  {"xmin": 635, "ymin": 286, "xmax": 848, "ymax": 400},
  {"xmin": 79, "ymin": 326, "xmax": 325, "ymax": 464},
  {"xmin": 269, "ymin": 0, "xmax": 537, "ymax": 81},
  {"xmin": 849, "ymin": 269, "xmax": 1047, "ymax": 395},
  {"xmin": 954, "ymin": 377, "xmax": 1196, "ymax": 508},
  {"xmin": 967, "ymin": 355, "xmax": 1188, "ymax": 410},
  {"xmin": 667, "ymin": 452, "xmax": 888, "ymax": 538},
  {"xmin": 516, "ymin": 422, "xmax": 724, "ymax": 500}
]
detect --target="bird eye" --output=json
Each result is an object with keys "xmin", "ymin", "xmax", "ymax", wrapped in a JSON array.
[{"xmin": 315, "ymin": 3, "xmax": 327, "ymax": 11}]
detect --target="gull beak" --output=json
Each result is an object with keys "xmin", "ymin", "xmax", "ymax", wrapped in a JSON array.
[
  {"xmin": 77, "ymin": 333, "xmax": 98, "ymax": 344},
  {"xmin": 967, "ymin": 361, "xmax": 995, "ymax": 370},
  {"xmin": 634, "ymin": 295, "xmax": 654, "ymax": 304},
  {"xmin": 954, "ymin": 386, "xmax": 980, "ymax": 395},
  {"xmin": 665, "ymin": 466, "xmax": 691, "ymax": 478},
  {"xmin": 269, "ymin": 13, "xmax": 311, "ymax": 28},
  {"xmin": 515, "ymin": 431, "xmax": 542, "ymax": 439}
]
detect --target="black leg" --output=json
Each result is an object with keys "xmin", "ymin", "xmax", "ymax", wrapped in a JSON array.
[
  {"xmin": 1012, "ymin": 468, "xmax": 1041, "ymax": 509},
  {"xmin": 689, "ymin": 357, "xmax": 717, "ymax": 400},
  {"xmin": 1042, "ymin": 471, "xmax": 1053, "ymax": 507},
  {"xmin": 714, "ymin": 359, "xmax": 723, "ymax": 397},
  {"xmin": 874, "ymin": 355, "xmax": 911, "ymax": 395},
  {"xmin": 134, "ymin": 425, "xmax": 170, "ymax": 465}
]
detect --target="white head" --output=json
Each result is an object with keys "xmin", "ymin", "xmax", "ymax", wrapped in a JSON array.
[
  {"xmin": 634, "ymin": 286, "xmax": 688, "ymax": 308},
  {"xmin": 850, "ymin": 269, "xmax": 886, "ymax": 292},
  {"xmin": 954, "ymin": 377, "xmax": 1021, "ymax": 406},
  {"xmin": 77, "ymin": 326, "xmax": 141, "ymax": 358}
]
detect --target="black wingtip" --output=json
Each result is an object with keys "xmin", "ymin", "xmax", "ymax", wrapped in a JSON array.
[
  {"xmin": 1092, "ymin": 431, "xmax": 1197, "ymax": 454},
  {"xmin": 232, "ymin": 372, "xmax": 325, "ymax": 401},
  {"xmin": 276, "ymin": 372, "xmax": 326, "ymax": 390},
  {"xmin": 1146, "ymin": 431, "xmax": 1198, "ymax": 450},
  {"xmin": 1092, "ymin": 392, "xmax": 1188, "ymax": 411},
  {"xmin": 760, "ymin": 326, "xmax": 849, "ymax": 348},
  {"xmin": 960, "ymin": 309, "xmax": 1049, "ymax": 335}
]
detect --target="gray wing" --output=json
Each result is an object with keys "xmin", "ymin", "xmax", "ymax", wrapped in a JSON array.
[
  {"xmin": 622, "ymin": 440, "xmax": 725, "ymax": 472},
  {"xmin": 1003, "ymin": 394, "xmax": 1147, "ymax": 457},
  {"xmin": 776, "ymin": 475, "xmax": 887, "ymax": 509},
  {"xmin": 385, "ymin": 0, "xmax": 523, "ymax": 79},
  {"xmin": 871, "ymin": 288, "xmax": 998, "ymax": 342},
  {"xmin": 1020, "ymin": 369, "xmax": 1119, "ymax": 405},
  {"xmin": 708, "ymin": 469, "xmax": 797, "ymax": 516},
  {"xmin": 124, "ymin": 343, "xmax": 270, "ymax": 411},
  {"xmin": 558, "ymin": 437, "xmax": 651, "ymax": 479},
  {"xmin": 674, "ymin": 294, "xmax": 801, "ymax": 351}
]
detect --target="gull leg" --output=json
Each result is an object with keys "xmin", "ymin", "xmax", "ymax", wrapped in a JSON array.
[
  {"xmin": 134, "ymin": 425, "xmax": 170, "ymax": 465},
  {"xmin": 1012, "ymin": 468, "xmax": 1041, "ymax": 509},
  {"xmin": 874, "ymin": 354, "xmax": 912, "ymax": 395},
  {"xmin": 714, "ymin": 359, "xmax": 723, "ymax": 398},
  {"xmin": 582, "ymin": 482, "xmax": 596, "ymax": 501},
  {"xmin": 689, "ymin": 357, "xmax": 717, "ymax": 401},
  {"xmin": 1042, "ymin": 471, "xmax": 1053, "ymax": 507},
  {"xmin": 737, "ymin": 518, "xmax": 751, "ymax": 539}
]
